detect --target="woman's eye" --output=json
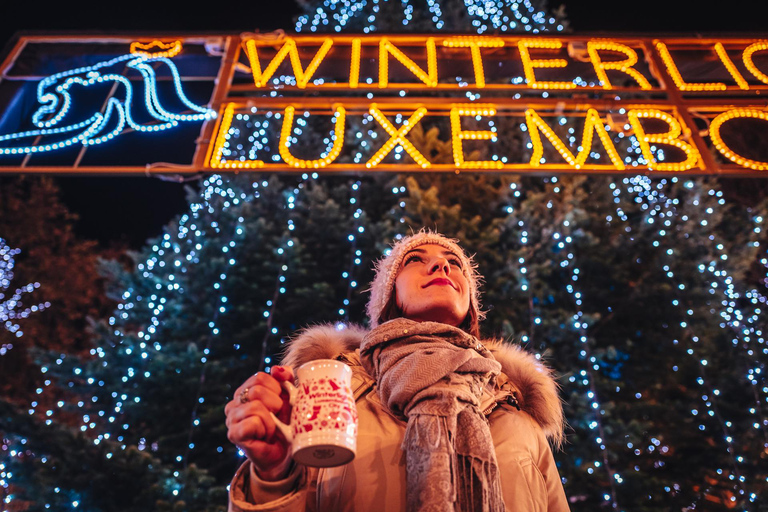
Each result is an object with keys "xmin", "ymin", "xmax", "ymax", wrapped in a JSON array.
[
  {"xmin": 449, "ymin": 258, "xmax": 462, "ymax": 268},
  {"xmin": 404, "ymin": 255, "xmax": 422, "ymax": 265}
]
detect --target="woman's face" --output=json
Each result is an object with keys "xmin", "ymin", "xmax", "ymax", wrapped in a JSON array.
[{"xmin": 394, "ymin": 244, "xmax": 470, "ymax": 326}]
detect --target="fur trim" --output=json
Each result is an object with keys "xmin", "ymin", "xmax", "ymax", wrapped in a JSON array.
[
  {"xmin": 281, "ymin": 324, "xmax": 368, "ymax": 369},
  {"xmin": 280, "ymin": 325, "xmax": 564, "ymax": 446},
  {"xmin": 484, "ymin": 339, "xmax": 565, "ymax": 448}
]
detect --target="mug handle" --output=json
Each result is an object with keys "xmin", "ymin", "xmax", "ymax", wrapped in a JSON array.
[{"xmin": 268, "ymin": 380, "xmax": 298, "ymax": 443}]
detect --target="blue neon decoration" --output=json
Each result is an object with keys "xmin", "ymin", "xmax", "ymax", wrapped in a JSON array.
[{"xmin": 0, "ymin": 45, "xmax": 216, "ymax": 156}]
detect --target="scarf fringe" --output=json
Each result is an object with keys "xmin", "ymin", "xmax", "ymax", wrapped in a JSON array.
[{"xmin": 457, "ymin": 455, "xmax": 505, "ymax": 512}]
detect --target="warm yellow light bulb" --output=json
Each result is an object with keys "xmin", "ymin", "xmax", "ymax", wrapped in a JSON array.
[
  {"xmin": 742, "ymin": 42, "xmax": 768, "ymax": 85},
  {"xmin": 209, "ymin": 104, "xmax": 267, "ymax": 169},
  {"xmin": 587, "ymin": 41, "xmax": 652, "ymax": 90},
  {"xmin": 449, "ymin": 104, "xmax": 503, "ymax": 169},
  {"xmin": 244, "ymin": 37, "xmax": 333, "ymax": 89},
  {"xmin": 710, "ymin": 108, "xmax": 768, "ymax": 170},
  {"xmin": 442, "ymin": 38, "xmax": 504, "ymax": 88},
  {"xmin": 517, "ymin": 39, "xmax": 576, "ymax": 90},
  {"xmin": 655, "ymin": 42, "xmax": 726, "ymax": 91},
  {"xmin": 525, "ymin": 109, "xmax": 624, "ymax": 169},
  {"xmin": 366, "ymin": 105, "xmax": 431, "ymax": 168},
  {"xmin": 349, "ymin": 38, "xmax": 362, "ymax": 88},
  {"xmin": 279, "ymin": 106, "xmax": 346, "ymax": 168},
  {"xmin": 209, "ymin": 103, "xmax": 265, "ymax": 169},
  {"xmin": 379, "ymin": 38, "xmax": 438, "ymax": 88},
  {"xmin": 714, "ymin": 42, "xmax": 749, "ymax": 90},
  {"xmin": 627, "ymin": 109, "xmax": 700, "ymax": 171},
  {"xmin": 130, "ymin": 40, "xmax": 183, "ymax": 58}
]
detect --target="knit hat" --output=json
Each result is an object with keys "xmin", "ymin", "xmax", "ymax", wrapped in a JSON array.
[{"xmin": 366, "ymin": 230, "xmax": 484, "ymax": 329}]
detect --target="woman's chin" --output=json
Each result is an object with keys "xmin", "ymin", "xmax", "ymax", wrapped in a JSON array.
[{"xmin": 403, "ymin": 307, "xmax": 466, "ymax": 327}]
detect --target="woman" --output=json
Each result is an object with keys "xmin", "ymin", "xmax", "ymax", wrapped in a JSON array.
[{"xmin": 225, "ymin": 231, "xmax": 570, "ymax": 511}]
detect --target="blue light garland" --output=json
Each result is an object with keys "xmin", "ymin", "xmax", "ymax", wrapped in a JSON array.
[
  {"xmin": 337, "ymin": 179, "xmax": 365, "ymax": 324},
  {"xmin": 505, "ymin": 178, "xmax": 620, "ymax": 507},
  {"xmin": 610, "ymin": 175, "xmax": 766, "ymax": 507},
  {"xmin": 256, "ymin": 174, "xmax": 315, "ymax": 374}
]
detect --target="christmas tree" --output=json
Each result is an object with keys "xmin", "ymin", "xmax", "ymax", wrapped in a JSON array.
[
  {"xmin": 0, "ymin": 177, "xmax": 114, "ymax": 399},
  {"xmin": 0, "ymin": 177, "xmax": 122, "ymax": 510}
]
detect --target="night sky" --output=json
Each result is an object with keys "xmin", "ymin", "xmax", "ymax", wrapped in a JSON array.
[{"xmin": 1, "ymin": 0, "xmax": 767, "ymax": 248}]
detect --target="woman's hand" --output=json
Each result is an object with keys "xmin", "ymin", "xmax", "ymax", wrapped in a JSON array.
[{"xmin": 225, "ymin": 366, "xmax": 294, "ymax": 480}]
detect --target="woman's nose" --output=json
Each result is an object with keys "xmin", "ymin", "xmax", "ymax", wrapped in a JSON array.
[{"xmin": 428, "ymin": 258, "xmax": 450, "ymax": 275}]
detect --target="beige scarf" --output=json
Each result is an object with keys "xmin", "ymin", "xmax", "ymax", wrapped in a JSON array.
[{"xmin": 359, "ymin": 318, "xmax": 506, "ymax": 512}]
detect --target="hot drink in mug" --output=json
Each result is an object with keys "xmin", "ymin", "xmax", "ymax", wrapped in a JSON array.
[{"xmin": 270, "ymin": 359, "xmax": 358, "ymax": 467}]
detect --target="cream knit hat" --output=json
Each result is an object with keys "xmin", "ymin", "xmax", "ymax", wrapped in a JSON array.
[{"xmin": 366, "ymin": 230, "xmax": 484, "ymax": 328}]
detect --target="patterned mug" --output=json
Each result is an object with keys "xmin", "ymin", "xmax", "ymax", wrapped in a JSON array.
[{"xmin": 270, "ymin": 359, "xmax": 358, "ymax": 467}]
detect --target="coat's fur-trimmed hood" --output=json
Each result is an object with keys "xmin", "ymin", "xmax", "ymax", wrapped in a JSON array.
[{"xmin": 281, "ymin": 324, "xmax": 565, "ymax": 446}]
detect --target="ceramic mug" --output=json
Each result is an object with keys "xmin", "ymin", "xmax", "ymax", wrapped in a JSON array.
[{"xmin": 270, "ymin": 359, "xmax": 358, "ymax": 467}]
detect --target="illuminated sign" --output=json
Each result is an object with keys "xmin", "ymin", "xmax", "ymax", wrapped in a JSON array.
[
  {"xmin": 0, "ymin": 40, "xmax": 215, "ymax": 156},
  {"xmin": 2, "ymin": 34, "xmax": 768, "ymax": 175}
]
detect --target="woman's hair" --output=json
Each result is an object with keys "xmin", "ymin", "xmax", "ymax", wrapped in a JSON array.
[
  {"xmin": 377, "ymin": 284, "xmax": 481, "ymax": 338},
  {"xmin": 367, "ymin": 230, "xmax": 484, "ymax": 337}
]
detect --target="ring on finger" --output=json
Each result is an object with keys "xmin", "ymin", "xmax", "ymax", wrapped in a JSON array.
[{"xmin": 239, "ymin": 387, "xmax": 250, "ymax": 404}]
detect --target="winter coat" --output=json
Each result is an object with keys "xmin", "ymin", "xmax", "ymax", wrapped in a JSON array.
[{"xmin": 229, "ymin": 325, "xmax": 570, "ymax": 512}]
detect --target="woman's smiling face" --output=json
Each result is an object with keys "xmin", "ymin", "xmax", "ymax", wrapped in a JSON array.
[{"xmin": 394, "ymin": 244, "xmax": 470, "ymax": 327}]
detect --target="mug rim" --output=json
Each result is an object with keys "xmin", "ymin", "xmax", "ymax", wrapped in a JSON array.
[{"xmin": 297, "ymin": 358, "xmax": 351, "ymax": 373}]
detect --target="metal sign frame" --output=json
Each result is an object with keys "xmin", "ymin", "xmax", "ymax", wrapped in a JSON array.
[{"xmin": 1, "ymin": 33, "xmax": 768, "ymax": 176}]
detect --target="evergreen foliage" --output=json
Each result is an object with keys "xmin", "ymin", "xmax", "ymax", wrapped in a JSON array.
[{"xmin": 0, "ymin": 176, "xmax": 114, "ymax": 398}]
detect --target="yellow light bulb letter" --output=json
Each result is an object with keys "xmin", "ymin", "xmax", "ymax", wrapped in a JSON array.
[
  {"xmin": 349, "ymin": 38, "xmax": 362, "ymax": 88},
  {"xmin": 209, "ymin": 103, "xmax": 264, "ymax": 169},
  {"xmin": 743, "ymin": 42, "xmax": 768, "ymax": 85},
  {"xmin": 279, "ymin": 106, "xmax": 346, "ymax": 169},
  {"xmin": 587, "ymin": 41, "xmax": 652, "ymax": 90},
  {"xmin": 366, "ymin": 105, "xmax": 431, "ymax": 168},
  {"xmin": 655, "ymin": 42, "xmax": 726, "ymax": 91},
  {"xmin": 710, "ymin": 109, "xmax": 768, "ymax": 171},
  {"xmin": 518, "ymin": 39, "xmax": 576, "ymax": 90},
  {"xmin": 442, "ymin": 38, "xmax": 504, "ymax": 88},
  {"xmin": 245, "ymin": 37, "xmax": 333, "ymax": 89},
  {"xmin": 714, "ymin": 42, "xmax": 749, "ymax": 90},
  {"xmin": 525, "ymin": 109, "xmax": 624, "ymax": 169},
  {"xmin": 627, "ymin": 109, "xmax": 700, "ymax": 171},
  {"xmin": 379, "ymin": 38, "xmax": 438, "ymax": 88},
  {"xmin": 449, "ymin": 104, "xmax": 503, "ymax": 169}
]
